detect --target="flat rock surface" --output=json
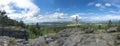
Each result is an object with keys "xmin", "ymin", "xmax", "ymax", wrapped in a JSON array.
[{"xmin": 48, "ymin": 28, "xmax": 116, "ymax": 46}]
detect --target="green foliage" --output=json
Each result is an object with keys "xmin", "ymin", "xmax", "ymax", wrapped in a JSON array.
[
  {"xmin": 0, "ymin": 10, "xmax": 25, "ymax": 28},
  {"xmin": 26, "ymin": 23, "xmax": 43, "ymax": 39},
  {"xmin": 0, "ymin": 10, "xmax": 61, "ymax": 39},
  {"xmin": 19, "ymin": 21, "xmax": 25, "ymax": 28}
]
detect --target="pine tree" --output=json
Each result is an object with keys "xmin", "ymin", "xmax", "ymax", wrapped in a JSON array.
[
  {"xmin": 19, "ymin": 20, "xmax": 25, "ymax": 28},
  {"xmin": 0, "ymin": 10, "xmax": 8, "ymax": 26},
  {"xmin": 36, "ymin": 23, "xmax": 40, "ymax": 29},
  {"xmin": 108, "ymin": 20, "xmax": 112, "ymax": 28},
  {"xmin": 118, "ymin": 20, "xmax": 120, "ymax": 31}
]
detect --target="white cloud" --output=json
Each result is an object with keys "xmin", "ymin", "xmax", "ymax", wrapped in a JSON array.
[
  {"xmin": 95, "ymin": 3, "xmax": 106, "ymax": 10},
  {"xmin": 105, "ymin": 3, "xmax": 111, "ymax": 6},
  {"xmin": 83, "ymin": 15, "xmax": 120, "ymax": 22},
  {"xmin": 0, "ymin": 0, "xmax": 40, "ymax": 23},
  {"xmin": 98, "ymin": 0, "xmax": 120, "ymax": 8},
  {"xmin": 38, "ymin": 13, "xmax": 72, "ymax": 22},
  {"xmin": 38, "ymin": 13, "xmax": 120, "ymax": 22},
  {"xmin": 95, "ymin": 3, "xmax": 102, "ymax": 7},
  {"xmin": 0, "ymin": 0, "xmax": 75, "ymax": 23},
  {"xmin": 70, "ymin": 14, "xmax": 82, "ymax": 19},
  {"xmin": 94, "ymin": 3, "xmax": 112, "ymax": 11}
]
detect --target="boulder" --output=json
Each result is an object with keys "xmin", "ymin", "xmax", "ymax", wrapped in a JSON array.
[
  {"xmin": 84, "ymin": 28, "xmax": 94, "ymax": 33},
  {"xmin": 107, "ymin": 27, "xmax": 117, "ymax": 33}
]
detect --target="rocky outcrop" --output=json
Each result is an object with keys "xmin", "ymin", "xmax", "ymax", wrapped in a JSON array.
[
  {"xmin": 48, "ymin": 28, "xmax": 116, "ymax": 46},
  {"xmin": 28, "ymin": 36, "xmax": 46, "ymax": 46},
  {"xmin": 1, "ymin": 28, "xmax": 119, "ymax": 46},
  {"xmin": 0, "ymin": 27, "xmax": 29, "ymax": 40},
  {"xmin": 0, "ymin": 36, "xmax": 28, "ymax": 46},
  {"xmin": 27, "ymin": 28, "xmax": 118, "ymax": 46}
]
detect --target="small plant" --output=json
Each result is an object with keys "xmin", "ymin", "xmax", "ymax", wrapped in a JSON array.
[{"xmin": 8, "ymin": 39, "xmax": 16, "ymax": 46}]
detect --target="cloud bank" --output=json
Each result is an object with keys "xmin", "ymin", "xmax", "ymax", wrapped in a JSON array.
[{"xmin": 0, "ymin": 0, "xmax": 40, "ymax": 23}]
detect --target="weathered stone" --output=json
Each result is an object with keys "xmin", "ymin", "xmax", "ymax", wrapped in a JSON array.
[
  {"xmin": 107, "ymin": 27, "xmax": 117, "ymax": 33},
  {"xmin": 1, "ymin": 28, "xmax": 119, "ymax": 46},
  {"xmin": 84, "ymin": 29, "xmax": 94, "ymax": 33},
  {"xmin": 48, "ymin": 28, "xmax": 115, "ymax": 46},
  {"xmin": 28, "ymin": 36, "xmax": 46, "ymax": 46},
  {"xmin": 0, "ymin": 27, "xmax": 29, "ymax": 40}
]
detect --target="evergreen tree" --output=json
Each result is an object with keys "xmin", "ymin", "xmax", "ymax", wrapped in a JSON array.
[
  {"xmin": 0, "ymin": 10, "xmax": 26, "ymax": 28},
  {"xmin": 0, "ymin": 10, "xmax": 8, "ymax": 26},
  {"xmin": 19, "ymin": 20, "xmax": 25, "ymax": 28},
  {"xmin": 98, "ymin": 25, "xmax": 101, "ymax": 29},
  {"xmin": 118, "ymin": 20, "xmax": 120, "ymax": 31},
  {"xmin": 108, "ymin": 20, "xmax": 112, "ymax": 28},
  {"xmin": 35, "ymin": 23, "xmax": 40, "ymax": 29}
]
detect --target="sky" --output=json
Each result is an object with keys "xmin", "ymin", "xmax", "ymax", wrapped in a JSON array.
[{"xmin": 0, "ymin": 0, "xmax": 120, "ymax": 23}]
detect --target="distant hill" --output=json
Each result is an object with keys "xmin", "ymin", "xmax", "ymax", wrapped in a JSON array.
[
  {"xmin": 40, "ymin": 21, "xmax": 72, "ymax": 25},
  {"xmin": 39, "ymin": 20, "xmax": 120, "ymax": 25}
]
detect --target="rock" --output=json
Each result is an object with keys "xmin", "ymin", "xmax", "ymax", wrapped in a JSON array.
[
  {"xmin": 49, "ymin": 28, "xmax": 115, "ymax": 46},
  {"xmin": 96, "ymin": 39, "xmax": 108, "ymax": 46},
  {"xmin": 0, "ymin": 36, "xmax": 28, "ymax": 46},
  {"xmin": 0, "ymin": 27, "xmax": 29, "ymax": 40},
  {"xmin": 1, "ymin": 28, "xmax": 119, "ymax": 46},
  {"xmin": 107, "ymin": 27, "xmax": 117, "ymax": 33},
  {"xmin": 28, "ymin": 36, "xmax": 46, "ymax": 46},
  {"xmin": 84, "ymin": 28, "xmax": 94, "ymax": 33},
  {"xmin": 84, "ymin": 27, "xmax": 94, "ymax": 33},
  {"xmin": 44, "ymin": 35, "xmax": 54, "ymax": 44}
]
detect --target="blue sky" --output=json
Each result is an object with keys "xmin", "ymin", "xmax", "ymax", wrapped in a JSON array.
[
  {"xmin": 35, "ymin": 0, "xmax": 98, "ymax": 15},
  {"xmin": 35, "ymin": 0, "xmax": 111, "ymax": 14},
  {"xmin": 0, "ymin": 0, "xmax": 120, "ymax": 23}
]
